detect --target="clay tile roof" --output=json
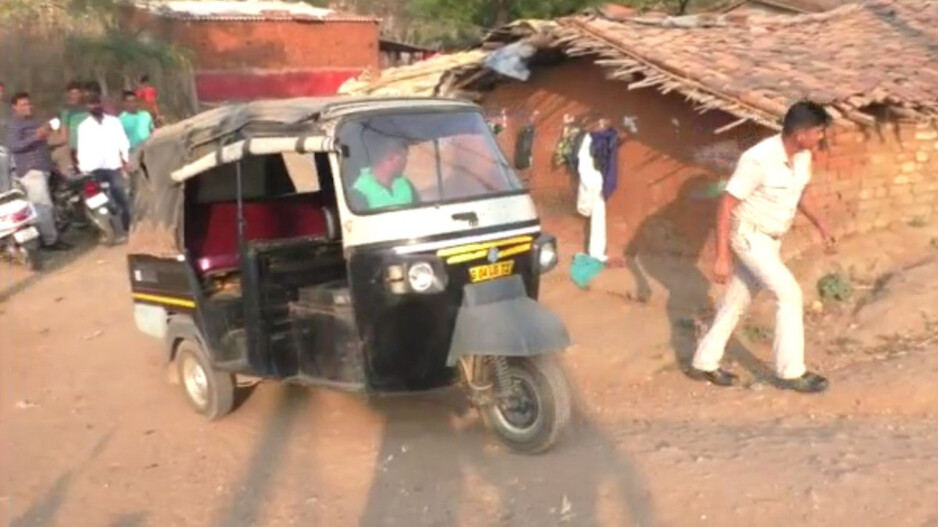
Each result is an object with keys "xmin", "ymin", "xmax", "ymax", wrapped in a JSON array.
[{"xmin": 554, "ymin": 0, "xmax": 938, "ymax": 128}]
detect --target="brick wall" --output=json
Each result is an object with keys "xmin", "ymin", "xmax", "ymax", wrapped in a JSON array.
[
  {"xmin": 480, "ymin": 59, "xmax": 938, "ymax": 265},
  {"xmin": 784, "ymin": 123, "xmax": 938, "ymax": 259}
]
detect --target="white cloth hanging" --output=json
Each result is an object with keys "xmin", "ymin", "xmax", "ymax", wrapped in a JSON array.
[
  {"xmin": 575, "ymin": 133, "xmax": 608, "ymax": 262},
  {"xmin": 576, "ymin": 134, "xmax": 602, "ymax": 217}
]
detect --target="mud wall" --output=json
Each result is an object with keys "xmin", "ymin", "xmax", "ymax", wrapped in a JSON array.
[{"xmin": 481, "ymin": 59, "xmax": 938, "ymax": 265}]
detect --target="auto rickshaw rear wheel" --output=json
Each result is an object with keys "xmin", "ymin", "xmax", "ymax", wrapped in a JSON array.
[
  {"xmin": 175, "ymin": 339, "xmax": 235, "ymax": 421},
  {"xmin": 480, "ymin": 355, "xmax": 571, "ymax": 454}
]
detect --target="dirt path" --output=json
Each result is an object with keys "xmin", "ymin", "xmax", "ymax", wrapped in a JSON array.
[{"xmin": 2, "ymin": 227, "xmax": 938, "ymax": 527}]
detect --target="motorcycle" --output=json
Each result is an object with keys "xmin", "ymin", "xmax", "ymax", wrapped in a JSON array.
[
  {"xmin": 83, "ymin": 173, "xmax": 125, "ymax": 246},
  {"xmin": 50, "ymin": 171, "xmax": 91, "ymax": 233},
  {"xmin": 0, "ymin": 189, "xmax": 42, "ymax": 270}
]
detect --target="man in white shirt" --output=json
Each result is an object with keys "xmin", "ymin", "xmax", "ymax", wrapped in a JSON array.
[
  {"xmin": 689, "ymin": 101, "xmax": 834, "ymax": 394},
  {"xmin": 77, "ymin": 93, "xmax": 132, "ymax": 231}
]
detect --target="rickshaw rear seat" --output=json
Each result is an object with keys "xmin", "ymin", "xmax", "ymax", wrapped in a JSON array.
[{"xmin": 188, "ymin": 196, "xmax": 338, "ymax": 275}]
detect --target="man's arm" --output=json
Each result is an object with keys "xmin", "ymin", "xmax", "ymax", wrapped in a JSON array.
[
  {"xmin": 798, "ymin": 185, "xmax": 834, "ymax": 245},
  {"xmin": 10, "ymin": 123, "xmax": 47, "ymax": 154},
  {"xmin": 713, "ymin": 194, "xmax": 742, "ymax": 283},
  {"xmin": 348, "ymin": 189, "xmax": 369, "ymax": 212},
  {"xmin": 713, "ymin": 154, "xmax": 762, "ymax": 283},
  {"xmin": 75, "ymin": 122, "xmax": 91, "ymax": 173},
  {"xmin": 111, "ymin": 118, "xmax": 130, "ymax": 166}
]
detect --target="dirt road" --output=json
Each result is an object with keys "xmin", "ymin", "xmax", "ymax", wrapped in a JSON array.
[{"xmin": 3, "ymin": 228, "xmax": 938, "ymax": 527}]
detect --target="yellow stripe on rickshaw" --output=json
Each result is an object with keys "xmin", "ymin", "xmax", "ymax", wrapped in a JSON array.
[
  {"xmin": 436, "ymin": 236, "xmax": 535, "ymax": 258},
  {"xmin": 444, "ymin": 242, "xmax": 533, "ymax": 265},
  {"xmin": 132, "ymin": 293, "xmax": 197, "ymax": 309}
]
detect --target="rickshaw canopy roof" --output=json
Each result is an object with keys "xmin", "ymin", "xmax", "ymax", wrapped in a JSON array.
[{"xmin": 129, "ymin": 96, "xmax": 478, "ymax": 258}]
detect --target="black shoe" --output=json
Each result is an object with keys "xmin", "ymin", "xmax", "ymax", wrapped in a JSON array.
[
  {"xmin": 41, "ymin": 240, "xmax": 72, "ymax": 251},
  {"xmin": 777, "ymin": 372, "xmax": 829, "ymax": 393},
  {"xmin": 687, "ymin": 367, "xmax": 738, "ymax": 387}
]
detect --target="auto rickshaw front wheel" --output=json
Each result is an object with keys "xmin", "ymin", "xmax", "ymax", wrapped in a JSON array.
[
  {"xmin": 480, "ymin": 355, "xmax": 571, "ymax": 454},
  {"xmin": 175, "ymin": 339, "xmax": 236, "ymax": 421}
]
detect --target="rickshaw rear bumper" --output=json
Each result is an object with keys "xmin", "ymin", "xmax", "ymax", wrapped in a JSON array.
[{"xmin": 446, "ymin": 276, "xmax": 570, "ymax": 366}]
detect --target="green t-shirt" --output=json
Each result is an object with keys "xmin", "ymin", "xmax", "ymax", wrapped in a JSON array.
[
  {"xmin": 119, "ymin": 110, "xmax": 154, "ymax": 150},
  {"xmin": 352, "ymin": 168, "xmax": 417, "ymax": 211},
  {"xmin": 61, "ymin": 107, "xmax": 89, "ymax": 150}
]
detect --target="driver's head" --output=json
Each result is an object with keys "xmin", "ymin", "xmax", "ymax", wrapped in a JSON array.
[{"xmin": 371, "ymin": 135, "xmax": 409, "ymax": 183}]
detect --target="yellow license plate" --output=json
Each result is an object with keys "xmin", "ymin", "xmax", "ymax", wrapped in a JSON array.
[{"xmin": 469, "ymin": 261, "xmax": 515, "ymax": 283}]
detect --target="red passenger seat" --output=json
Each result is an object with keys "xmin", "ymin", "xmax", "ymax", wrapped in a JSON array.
[{"xmin": 186, "ymin": 194, "xmax": 337, "ymax": 275}]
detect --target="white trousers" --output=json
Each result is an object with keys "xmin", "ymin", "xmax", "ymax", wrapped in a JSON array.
[
  {"xmin": 692, "ymin": 224, "xmax": 806, "ymax": 379},
  {"xmin": 587, "ymin": 194, "xmax": 607, "ymax": 261},
  {"xmin": 18, "ymin": 170, "xmax": 58, "ymax": 245}
]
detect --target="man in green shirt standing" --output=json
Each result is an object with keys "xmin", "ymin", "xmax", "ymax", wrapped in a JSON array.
[
  {"xmin": 61, "ymin": 81, "xmax": 88, "ymax": 152},
  {"xmin": 350, "ymin": 136, "xmax": 419, "ymax": 211},
  {"xmin": 118, "ymin": 90, "xmax": 154, "ymax": 152}
]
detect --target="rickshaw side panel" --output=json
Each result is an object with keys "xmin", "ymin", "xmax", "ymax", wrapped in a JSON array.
[
  {"xmin": 127, "ymin": 254, "xmax": 256, "ymax": 371},
  {"xmin": 127, "ymin": 254, "xmax": 197, "ymax": 342}
]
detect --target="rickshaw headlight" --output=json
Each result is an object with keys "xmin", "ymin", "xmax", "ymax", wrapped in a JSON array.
[
  {"xmin": 538, "ymin": 240, "xmax": 558, "ymax": 273},
  {"xmin": 407, "ymin": 262, "xmax": 436, "ymax": 293}
]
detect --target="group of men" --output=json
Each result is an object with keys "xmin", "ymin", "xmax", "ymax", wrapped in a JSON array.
[{"xmin": 0, "ymin": 76, "xmax": 158, "ymax": 251}]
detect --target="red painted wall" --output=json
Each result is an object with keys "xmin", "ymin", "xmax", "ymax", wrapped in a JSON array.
[
  {"xmin": 194, "ymin": 69, "xmax": 362, "ymax": 101},
  {"xmin": 126, "ymin": 8, "xmax": 379, "ymax": 101}
]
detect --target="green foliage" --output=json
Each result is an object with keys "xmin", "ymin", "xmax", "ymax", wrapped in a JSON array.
[
  {"xmin": 410, "ymin": 0, "xmax": 602, "ymax": 30},
  {"xmin": 818, "ymin": 272, "xmax": 853, "ymax": 302}
]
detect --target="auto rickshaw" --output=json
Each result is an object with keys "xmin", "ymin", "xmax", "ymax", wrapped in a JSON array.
[{"xmin": 126, "ymin": 97, "xmax": 572, "ymax": 453}]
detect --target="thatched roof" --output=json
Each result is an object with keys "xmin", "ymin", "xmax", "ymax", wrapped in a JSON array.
[
  {"xmin": 340, "ymin": 0, "xmax": 938, "ymax": 130},
  {"xmin": 338, "ymin": 50, "xmax": 489, "ymax": 98}
]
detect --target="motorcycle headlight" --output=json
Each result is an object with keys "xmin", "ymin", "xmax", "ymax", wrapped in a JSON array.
[{"xmin": 407, "ymin": 262, "xmax": 436, "ymax": 293}]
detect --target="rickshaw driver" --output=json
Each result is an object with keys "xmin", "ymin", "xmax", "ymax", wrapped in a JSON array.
[{"xmin": 349, "ymin": 135, "xmax": 420, "ymax": 211}]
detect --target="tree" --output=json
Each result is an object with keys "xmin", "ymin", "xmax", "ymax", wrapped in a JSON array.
[{"xmin": 410, "ymin": 0, "xmax": 602, "ymax": 35}]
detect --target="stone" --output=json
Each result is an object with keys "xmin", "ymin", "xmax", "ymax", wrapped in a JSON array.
[
  {"xmin": 894, "ymin": 175, "xmax": 911, "ymax": 185},
  {"xmin": 917, "ymin": 151, "xmax": 930, "ymax": 163},
  {"xmin": 901, "ymin": 161, "xmax": 918, "ymax": 173},
  {"xmin": 915, "ymin": 130, "xmax": 938, "ymax": 141}
]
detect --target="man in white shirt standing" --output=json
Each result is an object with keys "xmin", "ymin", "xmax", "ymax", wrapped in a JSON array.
[
  {"xmin": 689, "ymin": 101, "xmax": 834, "ymax": 394},
  {"xmin": 77, "ymin": 93, "xmax": 132, "ymax": 231}
]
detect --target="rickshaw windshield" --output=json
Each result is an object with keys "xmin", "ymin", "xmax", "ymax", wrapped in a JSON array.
[{"xmin": 338, "ymin": 110, "xmax": 523, "ymax": 213}]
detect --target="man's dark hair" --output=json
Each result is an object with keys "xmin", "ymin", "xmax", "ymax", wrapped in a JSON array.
[
  {"xmin": 140, "ymin": 74, "xmax": 150, "ymax": 84},
  {"xmin": 122, "ymin": 89, "xmax": 137, "ymax": 100},
  {"xmin": 782, "ymin": 101, "xmax": 832, "ymax": 136},
  {"xmin": 10, "ymin": 91, "xmax": 29, "ymax": 106},
  {"xmin": 84, "ymin": 80, "xmax": 102, "ymax": 95},
  {"xmin": 85, "ymin": 92, "xmax": 102, "ymax": 106},
  {"xmin": 66, "ymin": 80, "xmax": 83, "ymax": 92},
  {"xmin": 367, "ymin": 133, "xmax": 409, "ymax": 163}
]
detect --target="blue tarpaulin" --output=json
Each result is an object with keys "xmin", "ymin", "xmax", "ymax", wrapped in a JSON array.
[{"xmin": 484, "ymin": 42, "xmax": 536, "ymax": 81}]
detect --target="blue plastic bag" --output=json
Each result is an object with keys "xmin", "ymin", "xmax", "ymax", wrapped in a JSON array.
[{"xmin": 569, "ymin": 253, "xmax": 605, "ymax": 289}]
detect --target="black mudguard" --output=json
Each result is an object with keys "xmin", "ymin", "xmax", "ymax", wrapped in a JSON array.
[{"xmin": 446, "ymin": 275, "xmax": 570, "ymax": 366}]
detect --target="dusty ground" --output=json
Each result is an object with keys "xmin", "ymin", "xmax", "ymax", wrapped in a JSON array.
[{"xmin": 2, "ymin": 222, "xmax": 938, "ymax": 527}]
